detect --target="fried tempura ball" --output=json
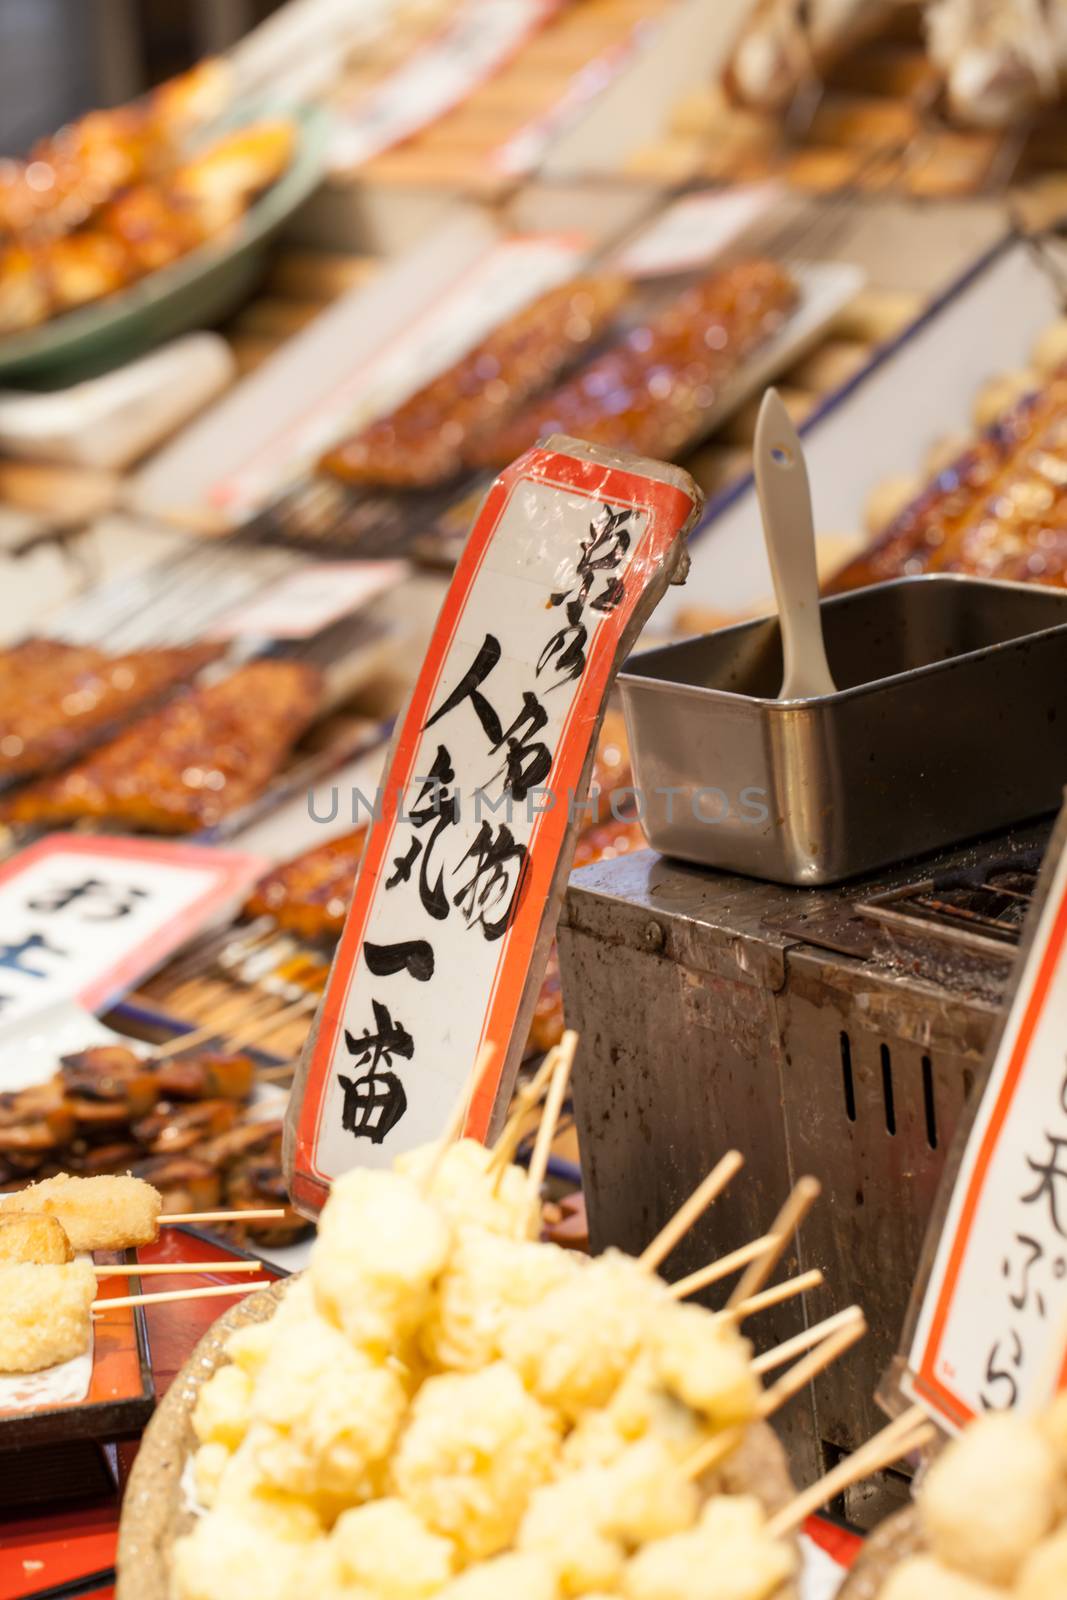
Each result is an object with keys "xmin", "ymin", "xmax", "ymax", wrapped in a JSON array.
[
  {"xmin": 309, "ymin": 1168, "xmax": 450, "ymax": 1356},
  {"xmin": 1038, "ymin": 1390, "xmax": 1067, "ymax": 1474},
  {"xmin": 390, "ymin": 1361, "xmax": 559, "ymax": 1561},
  {"xmin": 621, "ymin": 1494, "xmax": 796, "ymax": 1600},
  {"xmin": 501, "ymin": 1250, "xmax": 665, "ymax": 1420},
  {"xmin": 396, "ymin": 1139, "xmax": 536, "ymax": 1239},
  {"xmin": 562, "ymin": 1355, "xmax": 706, "ymax": 1469},
  {"xmin": 0, "ymin": 1260, "xmax": 96, "ymax": 1372},
  {"xmin": 421, "ymin": 1225, "xmax": 578, "ymax": 1371},
  {"xmin": 651, "ymin": 1304, "xmax": 760, "ymax": 1428},
  {"xmin": 878, "ymin": 1555, "xmax": 1003, "ymax": 1600},
  {"xmin": 0, "ymin": 1213, "xmax": 73, "ymax": 1264},
  {"xmin": 172, "ymin": 1516, "xmax": 314, "ymax": 1600},
  {"xmin": 435, "ymin": 1553, "xmax": 559, "ymax": 1600},
  {"xmin": 0, "ymin": 1172, "xmax": 161, "ymax": 1250},
  {"xmin": 193, "ymin": 1364, "xmax": 253, "ymax": 1451},
  {"xmin": 210, "ymin": 1429, "xmax": 324, "ymax": 1541},
  {"xmin": 245, "ymin": 1303, "xmax": 407, "ymax": 1509},
  {"xmin": 324, "ymin": 1499, "xmax": 455, "ymax": 1597},
  {"xmin": 520, "ymin": 1440, "xmax": 698, "ymax": 1594},
  {"xmin": 193, "ymin": 1442, "xmax": 232, "ymax": 1509},
  {"xmin": 1016, "ymin": 1525, "xmax": 1067, "ymax": 1600},
  {"xmin": 921, "ymin": 1412, "xmax": 1059, "ymax": 1586}
]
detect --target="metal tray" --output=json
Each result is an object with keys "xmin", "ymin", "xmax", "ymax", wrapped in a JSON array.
[{"xmin": 619, "ymin": 574, "xmax": 1067, "ymax": 885}]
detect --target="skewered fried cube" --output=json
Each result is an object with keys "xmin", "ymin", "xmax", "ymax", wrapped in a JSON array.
[
  {"xmin": 0, "ymin": 1171, "xmax": 161, "ymax": 1250},
  {"xmin": 0, "ymin": 1260, "xmax": 97, "ymax": 1372},
  {"xmin": 434, "ymin": 1553, "xmax": 559, "ymax": 1600},
  {"xmin": 621, "ymin": 1493, "xmax": 797, "ymax": 1600},
  {"xmin": 395, "ymin": 1138, "xmax": 535, "ymax": 1239},
  {"xmin": 878, "ymin": 1555, "xmax": 1003, "ymax": 1600},
  {"xmin": 321, "ymin": 1499, "xmax": 456, "ymax": 1597},
  {"xmin": 0, "ymin": 1211, "xmax": 73, "ymax": 1264},
  {"xmin": 651, "ymin": 1303, "xmax": 760, "ymax": 1429},
  {"xmin": 421, "ymin": 1224, "xmax": 578, "ymax": 1372},
  {"xmin": 1017, "ymin": 1525, "xmax": 1067, "ymax": 1600}
]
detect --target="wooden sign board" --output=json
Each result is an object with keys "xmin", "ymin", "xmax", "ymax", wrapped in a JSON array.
[
  {"xmin": 894, "ymin": 795, "xmax": 1067, "ymax": 1430},
  {"xmin": 285, "ymin": 436, "xmax": 701, "ymax": 1214}
]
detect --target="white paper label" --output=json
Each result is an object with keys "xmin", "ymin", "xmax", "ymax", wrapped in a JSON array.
[
  {"xmin": 0, "ymin": 836, "xmax": 266, "ymax": 1034},
  {"xmin": 209, "ymin": 560, "xmax": 409, "ymax": 640},
  {"xmin": 616, "ymin": 185, "xmax": 782, "ymax": 279},
  {"xmin": 905, "ymin": 836, "xmax": 1067, "ymax": 1428}
]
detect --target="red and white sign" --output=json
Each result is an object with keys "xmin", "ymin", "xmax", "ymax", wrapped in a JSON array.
[
  {"xmin": 287, "ymin": 439, "xmax": 699, "ymax": 1213},
  {"xmin": 0, "ymin": 835, "xmax": 266, "ymax": 1032},
  {"xmin": 904, "ymin": 815, "xmax": 1067, "ymax": 1430}
]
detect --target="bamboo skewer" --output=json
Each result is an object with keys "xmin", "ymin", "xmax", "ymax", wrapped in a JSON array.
[
  {"xmin": 94, "ymin": 1260, "xmax": 265, "ymax": 1278},
  {"xmin": 728, "ymin": 1269, "xmax": 824, "ymax": 1321},
  {"xmin": 685, "ymin": 1309, "xmax": 868, "ymax": 1480},
  {"xmin": 94, "ymin": 1280, "xmax": 271, "ymax": 1313},
  {"xmin": 766, "ymin": 1405, "xmax": 936, "ymax": 1539},
  {"xmin": 523, "ymin": 1031, "xmax": 578, "ymax": 1231},
  {"xmin": 725, "ymin": 1176, "xmax": 822, "ymax": 1310},
  {"xmin": 421, "ymin": 1042, "xmax": 497, "ymax": 1197},
  {"xmin": 162, "ymin": 1208, "xmax": 287, "ymax": 1225},
  {"xmin": 153, "ymin": 991, "xmax": 316, "ymax": 1062},
  {"xmin": 752, "ymin": 1305, "xmax": 863, "ymax": 1376},
  {"xmin": 488, "ymin": 1047, "xmax": 561, "ymax": 1176},
  {"xmin": 152, "ymin": 996, "xmax": 279, "ymax": 1059},
  {"xmin": 639, "ymin": 1150, "xmax": 745, "ymax": 1273},
  {"xmin": 669, "ymin": 1234, "xmax": 778, "ymax": 1298}
]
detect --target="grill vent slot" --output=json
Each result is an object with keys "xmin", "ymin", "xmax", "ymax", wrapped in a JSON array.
[
  {"xmin": 840, "ymin": 1031, "xmax": 856, "ymax": 1123},
  {"xmin": 921, "ymin": 1055, "xmax": 938, "ymax": 1149},
  {"xmin": 880, "ymin": 1044, "xmax": 896, "ymax": 1136}
]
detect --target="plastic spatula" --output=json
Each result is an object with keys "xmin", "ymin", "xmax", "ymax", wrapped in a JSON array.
[{"xmin": 754, "ymin": 387, "xmax": 837, "ymax": 700}]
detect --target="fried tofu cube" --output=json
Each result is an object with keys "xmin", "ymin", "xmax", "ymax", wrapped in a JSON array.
[{"xmin": 0, "ymin": 1212, "xmax": 73, "ymax": 1264}]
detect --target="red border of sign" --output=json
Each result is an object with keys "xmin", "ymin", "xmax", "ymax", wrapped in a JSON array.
[
  {"xmin": 292, "ymin": 445, "xmax": 694, "ymax": 1203},
  {"xmin": 0, "ymin": 834, "xmax": 266, "ymax": 1015},
  {"xmin": 914, "ymin": 862, "xmax": 1067, "ymax": 1426}
]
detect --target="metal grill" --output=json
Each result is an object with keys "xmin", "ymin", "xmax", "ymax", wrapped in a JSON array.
[{"xmin": 857, "ymin": 858, "xmax": 1042, "ymax": 958}]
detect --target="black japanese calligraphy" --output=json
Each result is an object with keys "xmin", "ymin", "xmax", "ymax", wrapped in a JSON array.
[
  {"xmin": 25, "ymin": 877, "xmax": 149, "ymax": 920},
  {"xmin": 338, "ymin": 1000, "xmax": 412, "ymax": 1144},
  {"xmin": 364, "ymin": 940, "xmax": 435, "ymax": 983}
]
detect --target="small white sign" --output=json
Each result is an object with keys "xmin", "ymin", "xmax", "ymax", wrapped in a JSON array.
[
  {"xmin": 0, "ymin": 836, "xmax": 266, "ymax": 1034},
  {"xmin": 615, "ymin": 186, "xmax": 782, "ymax": 279},
  {"xmin": 904, "ymin": 821, "xmax": 1067, "ymax": 1429},
  {"xmin": 209, "ymin": 560, "xmax": 408, "ymax": 640}
]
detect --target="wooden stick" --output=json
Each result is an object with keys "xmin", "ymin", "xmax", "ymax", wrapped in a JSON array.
[
  {"xmin": 685, "ymin": 1310, "xmax": 868, "ymax": 1481},
  {"xmin": 152, "ymin": 996, "xmax": 278, "ymax": 1059},
  {"xmin": 488, "ymin": 1047, "xmax": 561, "ymax": 1176},
  {"xmin": 726, "ymin": 1268, "xmax": 825, "ymax": 1320},
  {"xmin": 162, "ymin": 1209, "xmax": 287, "ymax": 1225},
  {"xmin": 93, "ymin": 1280, "xmax": 271, "ymax": 1313},
  {"xmin": 420, "ymin": 1041, "xmax": 497, "ymax": 1197},
  {"xmin": 523, "ymin": 1031, "xmax": 578, "ymax": 1229},
  {"xmin": 668, "ymin": 1234, "xmax": 777, "ymax": 1299},
  {"xmin": 766, "ymin": 1406, "xmax": 936, "ymax": 1538},
  {"xmin": 639, "ymin": 1150, "xmax": 745, "ymax": 1273},
  {"xmin": 725, "ymin": 1176, "xmax": 821, "ymax": 1309},
  {"xmin": 753, "ymin": 1306, "xmax": 863, "ymax": 1376},
  {"xmin": 153, "ymin": 992, "xmax": 315, "ymax": 1062},
  {"xmin": 93, "ymin": 1260, "xmax": 265, "ymax": 1278}
]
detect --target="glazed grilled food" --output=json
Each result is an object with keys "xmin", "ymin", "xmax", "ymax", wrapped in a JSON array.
[
  {"xmin": 466, "ymin": 260, "xmax": 798, "ymax": 470},
  {"xmin": 319, "ymin": 276, "xmax": 630, "ymax": 490},
  {"xmin": 244, "ymin": 827, "xmax": 369, "ymax": 940},
  {"xmin": 0, "ymin": 639, "xmax": 217, "ymax": 783},
  {"xmin": 830, "ymin": 374, "xmax": 1067, "ymax": 594},
  {"xmin": 4, "ymin": 659, "xmax": 322, "ymax": 833},
  {"xmin": 0, "ymin": 59, "xmax": 296, "ymax": 335},
  {"xmin": 0, "ymin": 1056, "xmax": 308, "ymax": 1249}
]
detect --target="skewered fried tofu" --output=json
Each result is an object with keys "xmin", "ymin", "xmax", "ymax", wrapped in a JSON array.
[
  {"xmin": 395, "ymin": 1138, "xmax": 535, "ymax": 1239},
  {"xmin": 194, "ymin": 1364, "xmax": 254, "ymax": 1453},
  {"xmin": 434, "ymin": 1552, "xmax": 559, "ymax": 1600},
  {"xmin": 389, "ymin": 1361, "xmax": 560, "ymax": 1561},
  {"xmin": 500, "ymin": 1249, "xmax": 665, "ymax": 1420},
  {"xmin": 921, "ymin": 1412, "xmax": 1059, "ymax": 1586},
  {"xmin": 309, "ymin": 1168, "xmax": 450, "ymax": 1357},
  {"xmin": 561, "ymin": 1353, "xmax": 707, "ymax": 1470},
  {"xmin": 421, "ymin": 1224, "xmax": 578, "ymax": 1372},
  {"xmin": 621, "ymin": 1493, "xmax": 797, "ymax": 1600},
  {"xmin": 5, "ymin": 660, "xmax": 322, "ymax": 833},
  {"xmin": 519, "ymin": 1440, "xmax": 698, "ymax": 1594},
  {"xmin": 651, "ymin": 1303, "xmax": 760, "ymax": 1429},
  {"xmin": 0, "ymin": 1172, "xmax": 161, "ymax": 1250},
  {"xmin": 171, "ymin": 1514, "xmax": 317, "ymax": 1600},
  {"xmin": 0, "ymin": 1211, "xmax": 73, "ymax": 1264},
  {"xmin": 878, "ymin": 1555, "xmax": 1003, "ymax": 1600},
  {"xmin": 321, "ymin": 1498, "xmax": 456, "ymax": 1597},
  {"xmin": 1017, "ymin": 1525, "xmax": 1067, "ymax": 1600},
  {"xmin": 0, "ymin": 1259, "xmax": 96, "ymax": 1372}
]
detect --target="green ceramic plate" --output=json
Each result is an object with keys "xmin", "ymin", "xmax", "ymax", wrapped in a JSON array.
[{"xmin": 0, "ymin": 102, "xmax": 332, "ymax": 389}]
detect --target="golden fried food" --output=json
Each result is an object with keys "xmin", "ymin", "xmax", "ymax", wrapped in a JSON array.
[
  {"xmin": 0, "ymin": 1259, "xmax": 96, "ymax": 1372},
  {"xmin": 0, "ymin": 1212, "xmax": 73, "ymax": 1265},
  {"xmin": 319, "ymin": 276, "xmax": 629, "ymax": 489},
  {"xmin": 0, "ymin": 638, "xmax": 217, "ymax": 782},
  {"xmin": 465, "ymin": 261, "xmax": 798, "ymax": 470},
  {"xmin": 0, "ymin": 1171, "xmax": 161, "ymax": 1250},
  {"xmin": 620, "ymin": 1493, "xmax": 797, "ymax": 1600},
  {"xmin": 5, "ymin": 660, "xmax": 322, "ymax": 833}
]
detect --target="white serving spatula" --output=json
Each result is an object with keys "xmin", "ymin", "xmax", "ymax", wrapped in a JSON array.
[{"xmin": 754, "ymin": 387, "xmax": 837, "ymax": 700}]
